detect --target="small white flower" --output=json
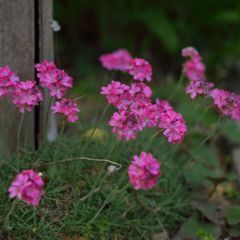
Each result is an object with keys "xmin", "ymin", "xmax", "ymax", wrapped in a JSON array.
[
  {"xmin": 50, "ymin": 20, "xmax": 61, "ymax": 32},
  {"xmin": 107, "ymin": 165, "xmax": 118, "ymax": 175}
]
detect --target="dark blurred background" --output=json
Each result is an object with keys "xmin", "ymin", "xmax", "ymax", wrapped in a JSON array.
[{"xmin": 54, "ymin": 0, "xmax": 240, "ymax": 93}]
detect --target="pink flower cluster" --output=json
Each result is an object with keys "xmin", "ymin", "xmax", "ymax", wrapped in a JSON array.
[
  {"xmin": 100, "ymin": 49, "xmax": 186, "ymax": 144},
  {"xmin": 101, "ymin": 81, "xmax": 187, "ymax": 143},
  {"xmin": 12, "ymin": 80, "xmax": 43, "ymax": 112},
  {"xmin": 0, "ymin": 62, "xmax": 80, "ymax": 121},
  {"xmin": 182, "ymin": 47, "xmax": 205, "ymax": 82},
  {"xmin": 99, "ymin": 49, "xmax": 132, "ymax": 72},
  {"xmin": 99, "ymin": 49, "xmax": 152, "ymax": 82},
  {"xmin": 209, "ymin": 89, "xmax": 240, "ymax": 121},
  {"xmin": 182, "ymin": 46, "xmax": 240, "ymax": 121},
  {"xmin": 182, "ymin": 47, "xmax": 214, "ymax": 99},
  {"xmin": 157, "ymin": 99, "xmax": 187, "ymax": 144},
  {"xmin": 35, "ymin": 61, "xmax": 73, "ymax": 99},
  {"xmin": 128, "ymin": 58, "xmax": 152, "ymax": 82},
  {"xmin": 35, "ymin": 61, "xmax": 80, "ymax": 122},
  {"xmin": 8, "ymin": 169, "xmax": 44, "ymax": 206},
  {"xmin": 52, "ymin": 98, "xmax": 80, "ymax": 122},
  {"xmin": 0, "ymin": 66, "xmax": 43, "ymax": 112},
  {"xmin": 0, "ymin": 66, "xmax": 19, "ymax": 98},
  {"xmin": 128, "ymin": 151, "xmax": 161, "ymax": 190}
]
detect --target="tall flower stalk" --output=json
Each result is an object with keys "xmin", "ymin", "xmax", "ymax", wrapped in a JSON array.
[
  {"xmin": 44, "ymin": 96, "xmax": 54, "ymax": 139},
  {"xmin": 16, "ymin": 110, "xmax": 25, "ymax": 158},
  {"xmin": 2, "ymin": 98, "xmax": 7, "ymax": 155}
]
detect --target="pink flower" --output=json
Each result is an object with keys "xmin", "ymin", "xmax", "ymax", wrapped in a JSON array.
[
  {"xmin": 51, "ymin": 98, "xmax": 80, "ymax": 122},
  {"xmin": 182, "ymin": 47, "xmax": 205, "ymax": 82},
  {"xmin": 12, "ymin": 80, "xmax": 43, "ymax": 112},
  {"xmin": 8, "ymin": 170, "xmax": 44, "ymax": 207},
  {"xmin": 159, "ymin": 110, "xmax": 187, "ymax": 144},
  {"xmin": 182, "ymin": 47, "xmax": 240, "ymax": 122},
  {"xmin": 209, "ymin": 89, "xmax": 231, "ymax": 109},
  {"xmin": 182, "ymin": 46, "xmax": 202, "ymax": 60},
  {"xmin": 129, "ymin": 82, "xmax": 152, "ymax": 98},
  {"xmin": 35, "ymin": 60, "xmax": 73, "ymax": 99},
  {"xmin": 209, "ymin": 88, "xmax": 239, "ymax": 117},
  {"xmin": 138, "ymin": 103, "xmax": 158, "ymax": 128},
  {"xmin": 128, "ymin": 58, "xmax": 152, "ymax": 82},
  {"xmin": 35, "ymin": 60, "xmax": 58, "ymax": 87},
  {"xmin": 99, "ymin": 49, "xmax": 132, "ymax": 71},
  {"xmin": 159, "ymin": 111, "xmax": 187, "ymax": 144},
  {"xmin": 183, "ymin": 59, "xmax": 205, "ymax": 82},
  {"xmin": 231, "ymin": 97, "xmax": 240, "ymax": 121},
  {"xmin": 0, "ymin": 66, "xmax": 19, "ymax": 98},
  {"xmin": 100, "ymin": 81, "xmax": 130, "ymax": 109},
  {"xmin": 129, "ymin": 83, "xmax": 152, "ymax": 113},
  {"xmin": 208, "ymin": 89, "xmax": 240, "ymax": 121},
  {"xmin": 128, "ymin": 151, "xmax": 161, "ymax": 190},
  {"xmin": 155, "ymin": 99, "xmax": 173, "ymax": 116},
  {"xmin": 109, "ymin": 111, "xmax": 142, "ymax": 140},
  {"xmin": 105, "ymin": 82, "xmax": 155, "ymax": 140},
  {"xmin": 186, "ymin": 80, "xmax": 214, "ymax": 99},
  {"xmin": 102, "ymin": 80, "xmax": 187, "ymax": 143}
]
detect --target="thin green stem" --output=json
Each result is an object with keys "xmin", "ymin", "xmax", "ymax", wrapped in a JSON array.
[
  {"xmin": 88, "ymin": 103, "xmax": 110, "ymax": 141},
  {"xmin": 88, "ymin": 193, "xmax": 112, "ymax": 224},
  {"xmin": 146, "ymin": 129, "xmax": 164, "ymax": 150},
  {"xmin": 73, "ymin": 95, "xmax": 86, "ymax": 102},
  {"xmin": 17, "ymin": 111, "xmax": 25, "ymax": 159},
  {"xmin": 191, "ymin": 117, "xmax": 223, "ymax": 154},
  {"xmin": 2, "ymin": 98, "xmax": 7, "ymax": 155},
  {"xmin": 60, "ymin": 119, "xmax": 66, "ymax": 137},
  {"xmin": 82, "ymin": 103, "xmax": 110, "ymax": 153},
  {"xmin": 176, "ymin": 117, "xmax": 223, "ymax": 179},
  {"xmin": 4, "ymin": 200, "xmax": 17, "ymax": 230},
  {"xmin": 45, "ymin": 97, "xmax": 54, "ymax": 140},
  {"xmin": 87, "ymin": 171, "xmax": 125, "ymax": 224},
  {"xmin": 149, "ymin": 129, "xmax": 164, "ymax": 142},
  {"xmin": 107, "ymin": 141, "xmax": 120, "ymax": 158},
  {"xmin": 168, "ymin": 72, "xmax": 184, "ymax": 100},
  {"xmin": 33, "ymin": 207, "xmax": 37, "ymax": 228}
]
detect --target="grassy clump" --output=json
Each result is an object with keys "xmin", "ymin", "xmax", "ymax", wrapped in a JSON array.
[{"xmin": 0, "ymin": 127, "xmax": 190, "ymax": 239}]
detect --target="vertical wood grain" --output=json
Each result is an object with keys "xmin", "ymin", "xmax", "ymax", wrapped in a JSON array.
[{"xmin": 0, "ymin": 0, "xmax": 35, "ymax": 155}]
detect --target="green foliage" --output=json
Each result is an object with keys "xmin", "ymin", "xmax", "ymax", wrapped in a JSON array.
[
  {"xmin": 133, "ymin": 9, "xmax": 179, "ymax": 53},
  {"xmin": 0, "ymin": 129, "xmax": 190, "ymax": 239},
  {"xmin": 197, "ymin": 229, "xmax": 215, "ymax": 240},
  {"xmin": 226, "ymin": 206, "xmax": 240, "ymax": 225},
  {"xmin": 55, "ymin": 0, "xmax": 240, "ymax": 81},
  {"xmin": 180, "ymin": 215, "xmax": 221, "ymax": 239}
]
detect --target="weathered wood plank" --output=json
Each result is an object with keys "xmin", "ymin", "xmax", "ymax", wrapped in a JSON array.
[{"xmin": 0, "ymin": 0, "xmax": 35, "ymax": 155}]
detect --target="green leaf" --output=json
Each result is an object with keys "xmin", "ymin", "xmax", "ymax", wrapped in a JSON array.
[
  {"xmin": 220, "ymin": 121, "xmax": 240, "ymax": 142},
  {"xmin": 184, "ymin": 145, "xmax": 223, "ymax": 187},
  {"xmin": 180, "ymin": 215, "xmax": 221, "ymax": 239},
  {"xmin": 213, "ymin": 10, "xmax": 240, "ymax": 24},
  {"xmin": 226, "ymin": 206, "xmax": 240, "ymax": 225},
  {"xmin": 197, "ymin": 229, "xmax": 215, "ymax": 240},
  {"xmin": 192, "ymin": 200, "xmax": 224, "ymax": 225},
  {"xmin": 133, "ymin": 9, "xmax": 179, "ymax": 52}
]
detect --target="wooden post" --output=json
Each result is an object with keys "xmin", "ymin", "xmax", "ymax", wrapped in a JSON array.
[
  {"xmin": 0, "ymin": 0, "xmax": 35, "ymax": 155},
  {"xmin": 38, "ymin": 0, "xmax": 57, "ymax": 144},
  {"xmin": 0, "ymin": 0, "xmax": 55, "ymax": 155}
]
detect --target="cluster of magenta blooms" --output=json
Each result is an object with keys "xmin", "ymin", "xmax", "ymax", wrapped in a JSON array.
[
  {"xmin": 183, "ymin": 47, "xmax": 240, "ymax": 120},
  {"xmin": 0, "ymin": 61, "xmax": 79, "ymax": 206},
  {"xmin": 5, "ymin": 46, "xmax": 240, "ymax": 207},
  {"xmin": 0, "ymin": 62, "xmax": 79, "ymax": 122},
  {"xmin": 100, "ymin": 50, "xmax": 187, "ymax": 144}
]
